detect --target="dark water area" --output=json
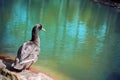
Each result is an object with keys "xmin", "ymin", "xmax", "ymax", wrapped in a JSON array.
[{"xmin": 0, "ymin": 0, "xmax": 120, "ymax": 80}]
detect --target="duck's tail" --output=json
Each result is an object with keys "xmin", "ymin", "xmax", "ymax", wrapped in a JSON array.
[{"xmin": 11, "ymin": 58, "xmax": 24, "ymax": 72}]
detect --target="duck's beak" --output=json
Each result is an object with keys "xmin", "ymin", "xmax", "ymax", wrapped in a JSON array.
[{"xmin": 42, "ymin": 27, "xmax": 46, "ymax": 32}]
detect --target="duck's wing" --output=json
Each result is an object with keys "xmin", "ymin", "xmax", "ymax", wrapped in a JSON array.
[{"xmin": 17, "ymin": 41, "xmax": 39, "ymax": 63}]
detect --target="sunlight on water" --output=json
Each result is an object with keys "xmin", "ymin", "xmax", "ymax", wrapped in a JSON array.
[{"xmin": 0, "ymin": 0, "xmax": 120, "ymax": 80}]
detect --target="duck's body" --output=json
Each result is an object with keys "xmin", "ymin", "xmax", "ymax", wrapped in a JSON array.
[
  {"xmin": 12, "ymin": 24, "xmax": 45, "ymax": 71},
  {"xmin": 12, "ymin": 41, "xmax": 40, "ymax": 70}
]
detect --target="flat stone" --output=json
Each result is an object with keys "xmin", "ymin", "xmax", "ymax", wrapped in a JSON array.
[{"xmin": 19, "ymin": 70, "xmax": 53, "ymax": 80}]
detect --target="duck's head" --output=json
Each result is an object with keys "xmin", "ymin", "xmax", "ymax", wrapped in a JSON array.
[{"xmin": 32, "ymin": 24, "xmax": 46, "ymax": 33}]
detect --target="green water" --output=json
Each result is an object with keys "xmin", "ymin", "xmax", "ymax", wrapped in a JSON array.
[{"xmin": 0, "ymin": 0, "xmax": 120, "ymax": 80}]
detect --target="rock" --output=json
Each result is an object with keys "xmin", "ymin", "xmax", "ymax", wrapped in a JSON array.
[
  {"xmin": 0, "ymin": 68, "xmax": 19, "ymax": 80},
  {"xmin": 0, "ymin": 59, "xmax": 6, "ymax": 70},
  {"xmin": 0, "ymin": 56, "xmax": 54, "ymax": 80},
  {"xmin": 0, "ymin": 69, "xmax": 54, "ymax": 80},
  {"xmin": 18, "ymin": 70, "xmax": 53, "ymax": 80}
]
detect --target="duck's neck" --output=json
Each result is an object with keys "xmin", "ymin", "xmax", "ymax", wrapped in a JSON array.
[{"xmin": 31, "ymin": 31, "xmax": 40, "ymax": 46}]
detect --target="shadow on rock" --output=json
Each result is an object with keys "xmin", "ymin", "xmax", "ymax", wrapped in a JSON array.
[{"xmin": 0, "ymin": 56, "xmax": 15, "ymax": 71}]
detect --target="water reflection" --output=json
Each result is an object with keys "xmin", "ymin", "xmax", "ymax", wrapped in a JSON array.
[{"xmin": 0, "ymin": 0, "xmax": 120, "ymax": 80}]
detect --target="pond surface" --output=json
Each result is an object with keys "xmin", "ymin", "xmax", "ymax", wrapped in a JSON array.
[{"xmin": 0, "ymin": 0, "xmax": 120, "ymax": 80}]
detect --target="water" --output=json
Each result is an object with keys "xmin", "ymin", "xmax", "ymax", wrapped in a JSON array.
[{"xmin": 0, "ymin": 0, "xmax": 120, "ymax": 80}]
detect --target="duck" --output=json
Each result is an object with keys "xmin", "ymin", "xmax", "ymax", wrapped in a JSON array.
[{"xmin": 11, "ymin": 24, "xmax": 46, "ymax": 71}]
